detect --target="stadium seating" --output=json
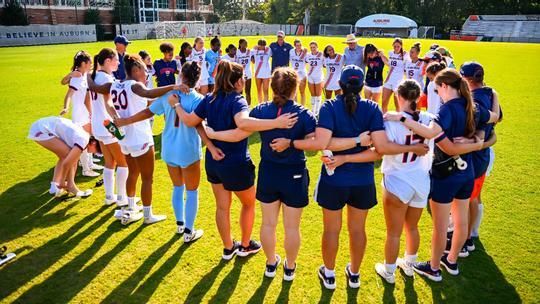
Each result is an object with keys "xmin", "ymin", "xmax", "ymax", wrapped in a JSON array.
[{"xmin": 452, "ymin": 15, "xmax": 540, "ymax": 43}]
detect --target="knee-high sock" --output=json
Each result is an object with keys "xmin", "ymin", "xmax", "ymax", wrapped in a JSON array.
[
  {"xmin": 116, "ymin": 167, "xmax": 129, "ymax": 201},
  {"xmin": 472, "ymin": 204, "xmax": 484, "ymax": 237},
  {"xmin": 103, "ymin": 168, "xmax": 115, "ymax": 200},
  {"xmin": 80, "ymin": 150, "xmax": 91, "ymax": 172},
  {"xmin": 87, "ymin": 152, "xmax": 94, "ymax": 168},
  {"xmin": 172, "ymin": 185, "xmax": 185, "ymax": 224},
  {"xmin": 185, "ymin": 189, "xmax": 199, "ymax": 231}
]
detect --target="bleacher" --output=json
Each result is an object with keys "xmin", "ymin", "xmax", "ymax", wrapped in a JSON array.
[{"xmin": 451, "ymin": 15, "xmax": 540, "ymax": 43}]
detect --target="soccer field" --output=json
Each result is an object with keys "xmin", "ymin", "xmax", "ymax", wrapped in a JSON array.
[{"xmin": 0, "ymin": 36, "xmax": 539, "ymax": 303}]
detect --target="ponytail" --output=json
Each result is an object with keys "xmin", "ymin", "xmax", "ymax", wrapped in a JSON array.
[
  {"xmin": 181, "ymin": 61, "xmax": 201, "ymax": 88},
  {"xmin": 340, "ymin": 81, "xmax": 362, "ymax": 115},
  {"xmin": 397, "ymin": 79, "xmax": 421, "ymax": 121},
  {"xmin": 271, "ymin": 67, "xmax": 298, "ymax": 107},
  {"xmin": 91, "ymin": 54, "xmax": 99, "ymax": 80},
  {"xmin": 92, "ymin": 48, "xmax": 117, "ymax": 80},
  {"xmin": 434, "ymin": 69, "xmax": 476, "ymax": 137},
  {"xmin": 212, "ymin": 60, "xmax": 244, "ymax": 100},
  {"xmin": 123, "ymin": 54, "xmax": 146, "ymax": 79}
]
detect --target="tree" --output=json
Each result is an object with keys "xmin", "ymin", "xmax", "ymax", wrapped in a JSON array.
[
  {"xmin": 0, "ymin": 0, "xmax": 28, "ymax": 26},
  {"xmin": 84, "ymin": 8, "xmax": 105, "ymax": 40},
  {"xmin": 113, "ymin": 0, "xmax": 137, "ymax": 24}
]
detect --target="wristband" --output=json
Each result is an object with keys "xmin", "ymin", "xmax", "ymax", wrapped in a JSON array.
[
  {"xmin": 173, "ymin": 103, "xmax": 181, "ymax": 109},
  {"xmin": 355, "ymin": 136, "xmax": 361, "ymax": 146},
  {"xmin": 290, "ymin": 140, "xmax": 295, "ymax": 149},
  {"xmin": 400, "ymin": 116, "xmax": 407, "ymax": 123}
]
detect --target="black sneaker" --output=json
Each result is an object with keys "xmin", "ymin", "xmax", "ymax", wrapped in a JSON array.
[
  {"xmin": 465, "ymin": 238, "xmax": 475, "ymax": 252},
  {"xmin": 237, "ymin": 240, "xmax": 262, "ymax": 257},
  {"xmin": 345, "ymin": 263, "xmax": 360, "ymax": 288},
  {"xmin": 222, "ymin": 240, "xmax": 241, "ymax": 261},
  {"xmin": 318, "ymin": 265, "xmax": 336, "ymax": 290},
  {"xmin": 413, "ymin": 261, "xmax": 442, "ymax": 282},
  {"xmin": 283, "ymin": 260, "xmax": 296, "ymax": 281},
  {"xmin": 441, "ymin": 254, "xmax": 459, "ymax": 275},
  {"xmin": 264, "ymin": 255, "xmax": 281, "ymax": 278},
  {"xmin": 459, "ymin": 245, "xmax": 469, "ymax": 257}
]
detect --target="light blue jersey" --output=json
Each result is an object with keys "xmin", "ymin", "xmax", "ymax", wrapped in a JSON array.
[
  {"xmin": 206, "ymin": 49, "xmax": 221, "ymax": 85},
  {"xmin": 149, "ymin": 89, "xmax": 204, "ymax": 168}
]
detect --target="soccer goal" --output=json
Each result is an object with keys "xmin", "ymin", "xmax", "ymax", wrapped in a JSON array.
[
  {"xmin": 153, "ymin": 21, "xmax": 207, "ymax": 39},
  {"xmin": 319, "ymin": 24, "xmax": 353, "ymax": 36},
  {"xmin": 418, "ymin": 26, "xmax": 436, "ymax": 39}
]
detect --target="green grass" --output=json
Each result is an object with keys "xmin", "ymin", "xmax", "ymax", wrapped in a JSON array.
[{"xmin": 0, "ymin": 36, "xmax": 539, "ymax": 303}]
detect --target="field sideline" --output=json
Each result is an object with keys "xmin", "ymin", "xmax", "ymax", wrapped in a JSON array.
[{"xmin": 0, "ymin": 36, "xmax": 539, "ymax": 303}]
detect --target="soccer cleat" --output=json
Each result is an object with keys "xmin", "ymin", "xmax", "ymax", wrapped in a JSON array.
[
  {"xmin": 264, "ymin": 255, "xmax": 281, "ymax": 278},
  {"xmin": 0, "ymin": 246, "xmax": 16, "ymax": 267},
  {"xmin": 184, "ymin": 229, "xmax": 204, "ymax": 243},
  {"xmin": 82, "ymin": 170, "xmax": 100, "ymax": 177},
  {"xmin": 143, "ymin": 214, "xmax": 166, "ymax": 225},
  {"xmin": 345, "ymin": 263, "xmax": 360, "ymax": 288},
  {"xmin": 283, "ymin": 260, "xmax": 296, "ymax": 281},
  {"xmin": 397, "ymin": 257, "xmax": 415, "ymax": 277},
  {"xmin": 176, "ymin": 225, "xmax": 185, "ymax": 235},
  {"xmin": 104, "ymin": 195, "xmax": 117, "ymax": 206},
  {"xmin": 375, "ymin": 263, "xmax": 395, "ymax": 284},
  {"xmin": 117, "ymin": 209, "xmax": 143, "ymax": 226},
  {"xmin": 222, "ymin": 241, "xmax": 241, "ymax": 261},
  {"xmin": 237, "ymin": 240, "xmax": 262, "ymax": 257},
  {"xmin": 91, "ymin": 163, "xmax": 104, "ymax": 170},
  {"xmin": 116, "ymin": 199, "xmax": 128, "ymax": 208},
  {"xmin": 444, "ymin": 239, "xmax": 469, "ymax": 258},
  {"xmin": 413, "ymin": 261, "xmax": 442, "ymax": 282},
  {"xmin": 440, "ymin": 254, "xmax": 459, "ymax": 275},
  {"xmin": 318, "ymin": 266, "xmax": 336, "ymax": 290},
  {"xmin": 465, "ymin": 238, "xmax": 475, "ymax": 252},
  {"xmin": 72, "ymin": 189, "xmax": 93, "ymax": 198}
]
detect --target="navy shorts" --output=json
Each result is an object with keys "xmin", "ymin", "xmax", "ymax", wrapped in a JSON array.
[
  {"xmin": 315, "ymin": 178, "xmax": 377, "ymax": 211},
  {"xmin": 256, "ymin": 162, "xmax": 309, "ymax": 208},
  {"xmin": 205, "ymin": 159, "xmax": 255, "ymax": 192},
  {"xmin": 430, "ymin": 175, "xmax": 474, "ymax": 204}
]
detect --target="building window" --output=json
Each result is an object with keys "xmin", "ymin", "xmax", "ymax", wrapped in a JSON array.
[
  {"xmin": 88, "ymin": 0, "xmax": 114, "ymax": 7},
  {"xmin": 156, "ymin": 0, "xmax": 168, "ymax": 9},
  {"xmin": 176, "ymin": 0, "xmax": 186, "ymax": 9},
  {"xmin": 53, "ymin": 0, "xmax": 83, "ymax": 6},
  {"xmin": 15, "ymin": 0, "xmax": 49, "ymax": 6}
]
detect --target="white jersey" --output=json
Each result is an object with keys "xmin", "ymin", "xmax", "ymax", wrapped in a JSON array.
[
  {"xmin": 221, "ymin": 54, "xmax": 235, "ymax": 62},
  {"xmin": 381, "ymin": 112, "xmax": 434, "ymax": 195},
  {"xmin": 68, "ymin": 74, "xmax": 90, "ymax": 126},
  {"xmin": 405, "ymin": 59, "xmax": 425, "ymax": 90},
  {"xmin": 28, "ymin": 116, "xmax": 89, "ymax": 149},
  {"xmin": 385, "ymin": 51, "xmax": 408, "ymax": 83},
  {"xmin": 289, "ymin": 49, "xmax": 307, "ymax": 78},
  {"xmin": 305, "ymin": 51, "xmax": 324, "ymax": 80},
  {"xmin": 91, "ymin": 71, "xmax": 115, "ymax": 137},
  {"xmin": 187, "ymin": 47, "xmax": 209, "ymax": 81},
  {"xmin": 145, "ymin": 65, "xmax": 155, "ymax": 88},
  {"xmin": 427, "ymin": 81, "xmax": 443, "ymax": 115},
  {"xmin": 323, "ymin": 54, "xmax": 344, "ymax": 90},
  {"xmin": 110, "ymin": 80, "xmax": 153, "ymax": 147},
  {"xmin": 236, "ymin": 48, "xmax": 253, "ymax": 79},
  {"xmin": 252, "ymin": 47, "xmax": 272, "ymax": 79}
]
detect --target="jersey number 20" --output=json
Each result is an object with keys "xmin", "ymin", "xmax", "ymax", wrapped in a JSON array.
[{"xmin": 111, "ymin": 89, "xmax": 128, "ymax": 110}]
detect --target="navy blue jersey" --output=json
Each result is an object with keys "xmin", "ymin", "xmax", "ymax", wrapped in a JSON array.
[
  {"xmin": 472, "ymin": 87, "xmax": 497, "ymax": 177},
  {"xmin": 194, "ymin": 92, "xmax": 250, "ymax": 164},
  {"xmin": 317, "ymin": 95, "xmax": 385, "ymax": 186},
  {"xmin": 153, "ymin": 59, "xmax": 177, "ymax": 87},
  {"xmin": 114, "ymin": 52, "xmax": 126, "ymax": 80},
  {"xmin": 365, "ymin": 56, "xmax": 385, "ymax": 87},
  {"xmin": 250, "ymin": 100, "xmax": 316, "ymax": 165},
  {"xmin": 270, "ymin": 42, "xmax": 293, "ymax": 70}
]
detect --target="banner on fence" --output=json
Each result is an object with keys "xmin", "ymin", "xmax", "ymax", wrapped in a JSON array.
[{"xmin": 0, "ymin": 25, "xmax": 97, "ymax": 47}]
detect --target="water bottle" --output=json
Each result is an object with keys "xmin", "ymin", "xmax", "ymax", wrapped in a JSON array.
[
  {"xmin": 322, "ymin": 150, "xmax": 335, "ymax": 176},
  {"xmin": 103, "ymin": 120, "xmax": 125, "ymax": 140}
]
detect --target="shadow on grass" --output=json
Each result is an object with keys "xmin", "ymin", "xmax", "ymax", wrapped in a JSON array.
[
  {"xmin": 207, "ymin": 257, "xmax": 248, "ymax": 304},
  {"xmin": 184, "ymin": 259, "xmax": 228, "ymax": 303},
  {"xmin": 14, "ymin": 222, "xmax": 144, "ymax": 303},
  {"xmin": 318, "ymin": 278, "xmax": 334, "ymax": 304},
  {"xmin": 416, "ymin": 239, "xmax": 520, "ymax": 303},
  {"xmin": 246, "ymin": 275, "xmax": 273, "ymax": 304},
  {"xmin": 276, "ymin": 280, "xmax": 293, "ymax": 303}
]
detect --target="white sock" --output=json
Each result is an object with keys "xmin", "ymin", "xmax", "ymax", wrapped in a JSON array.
[
  {"xmin": 49, "ymin": 182, "xmax": 59, "ymax": 194},
  {"xmin": 472, "ymin": 203, "xmax": 484, "ymax": 237},
  {"xmin": 128, "ymin": 197, "xmax": 136, "ymax": 210},
  {"xmin": 87, "ymin": 152, "xmax": 94, "ymax": 168},
  {"xmin": 312, "ymin": 97, "xmax": 321, "ymax": 116},
  {"xmin": 143, "ymin": 206, "xmax": 153, "ymax": 219},
  {"xmin": 447, "ymin": 213, "xmax": 454, "ymax": 232},
  {"xmin": 116, "ymin": 167, "xmax": 129, "ymax": 201},
  {"xmin": 405, "ymin": 253, "xmax": 418, "ymax": 265},
  {"xmin": 80, "ymin": 150, "xmax": 91, "ymax": 171},
  {"xmin": 103, "ymin": 168, "xmax": 115, "ymax": 200},
  {"xmin": 384, "ymin": 262, "xmax": 397, "ymax": 274},
  {"xmin": 324, "ymin": 267, "xmax": 335, "ymax": 277}
]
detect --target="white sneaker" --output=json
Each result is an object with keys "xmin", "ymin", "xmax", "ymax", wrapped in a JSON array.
[
  {"xmin": 72, "ymin": 189, "xmax": 93, "ymax": 198},
  {"xmin": 264, "ymin": 255, "xmax": 281, "ymax": 278},
  {"xmin": 176, "ymin": 225, "xmax": 185, "ymax": 234},
  {"xmin": 397, "ymin": 258, "xmax": 415, "ymax": 277},
  {"xmin": 375, "ymin": 263, "xmax": 395, "ymax": 284},
  {"xmin": 82, "ymin": 170, "xmax": 100, "ymax": 177},
  {"xmin": 104, "ymin": 195, "xmax": 117, "ymax": 206},
  {"xmin": 91, "ymin": 163, "xmax": 104, "ymax": 170},
  {"xmin": 116, "ymin": 199, "xmax": 128, "ymax": 208},
  {"xmin": 144, "ymin": 214, "xmax": 166, "ymax": 225},
  {"xmin": 117, "ymin": 209, "xmax": 143, "ymax": 226},
  {"xmin": 184, "ymin": 229, "xmax": 204, "ymax": 243},
  {"xmin": 344, "ymin": 263, "xmax": 360, "ymax": 289}
]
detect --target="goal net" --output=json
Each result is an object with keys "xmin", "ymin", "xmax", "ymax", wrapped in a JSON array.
[
  {"xmin": 319, "ymin": 24, "xmax": 353, "ymax": 36},
  {"xmin": 153, "ymin": 21, "xmax": 207, "ymax": 39},
  {"xmin": 418, "ymin": 26, "xmax": 436, "ymax": 39}
]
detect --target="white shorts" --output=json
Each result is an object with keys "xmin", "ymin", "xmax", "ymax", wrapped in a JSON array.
[
  {"xmin": 296, "ymin": 71, "xmax": 307, "ymax": 81},
  {"xmin": 255, "ymin": 69, "xmax": 271, "ymax": 79},
  {"xmin": 307, "ymin": 73, "xmax": 323, "ymax": 84},
  {"xmin": 95, "ymin": 134, "xmax": 118, "ymax": 145},
  {"xmin": 28, "ymin": 124, "xmax": 55, "ymax": 141},
  {"xmin": 383, "ymin": 80, "xmax": 400, "ymax": 92},
  {"xmin": 121, "ymin": 142, "xmax": 153, "ymax": 158},
  {"xmin": 382, "ymin": 174, "xmax": 428, "ymax": 208},
  {"xmin": 244, "ymin": 67, "xmax": 253, "ymax": 80},
  {"xmin": 325, "ymin": 78, "xmax": 340, "ymax": 91},
  {"xmin": 365, "ymin": 85, "xmax": 383, "ymax": 94},
  {"xmin": 486, "ymin": 147, "xmax": 495, "ymax": 176}
]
